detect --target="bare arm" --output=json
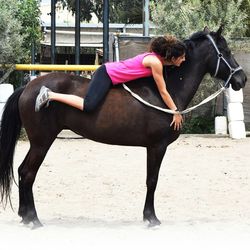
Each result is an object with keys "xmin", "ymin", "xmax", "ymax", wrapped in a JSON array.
[
  {"xmin": 142, "ymin": 55, "xmax": 183, "ymax": 130},
  {"xmin": 143, "ymin": 56, "xmax": 176, "ymax": 110},
  {"xmin": 152, "ymin": 65, "xmax": 177, "ymax": 111}
]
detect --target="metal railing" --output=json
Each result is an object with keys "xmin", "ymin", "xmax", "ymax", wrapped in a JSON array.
[{"xmin": 14, "ymin": 64, "xmax": 99, "ymax": 71}]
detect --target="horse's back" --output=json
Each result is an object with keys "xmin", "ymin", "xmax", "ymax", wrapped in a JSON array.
[{"xmin": 24, "ymin": 72, "xmax": 89, "ymax": 96}]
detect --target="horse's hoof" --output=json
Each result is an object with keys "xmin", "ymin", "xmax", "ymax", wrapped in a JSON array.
[
  {"xmin": 148, "ymin": 218, "xmax": 161, "ymax": 227},
  {"xmin": 20, "ymin": 217, "xmax": 43, "ymax": 229},
  {"xmin": 143, "ymin": 215, "xmax": 161, "ymax": 227},
  {"xmin": 20, "ymin": 218, "xmax": 30, "ymax": 225},
  {"xmin": 32, "ymin": 219, "xmax": 43, "ymax": 230}
]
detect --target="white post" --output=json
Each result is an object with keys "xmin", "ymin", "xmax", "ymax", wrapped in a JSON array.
[
  {"xmin": 226, "ymin": 86, "xmax": 246, "ymax": 139},
  {"xmin": 215, "ymin": 116, "xmax": 227, "ymax": 135},
  {"xmin": 30, "ymin": 75, "xmax": 37, "ymax": 81},
  {"xmin": 0, "ymin": 84, "xmax": 14, "ymax": 125},
  {"xmin": 143, "ymin": 0, "xmax": 150, "ymax": 36}
]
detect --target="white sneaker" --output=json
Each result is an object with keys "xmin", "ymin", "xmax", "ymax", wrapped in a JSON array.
[{"xmin": 35, "ymin": 86, "xmax": 51, "ymax": 112}]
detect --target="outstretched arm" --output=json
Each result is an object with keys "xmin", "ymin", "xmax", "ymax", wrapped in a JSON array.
[{"xmin": 143, "ymin": 56, "xmax": 183, "ymax": 130}]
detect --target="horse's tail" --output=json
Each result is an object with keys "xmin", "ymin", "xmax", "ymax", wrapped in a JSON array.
[{"xmin": 0, "ymin": 86, "xmax": 24, "ymax": 205}]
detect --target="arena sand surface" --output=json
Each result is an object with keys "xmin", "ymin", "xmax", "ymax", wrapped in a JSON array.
[{"xmin": 1, "ymin": 133, "xmax": 250, "ymax": 250}]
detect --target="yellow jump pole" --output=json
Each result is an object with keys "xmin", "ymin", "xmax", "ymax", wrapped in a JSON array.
[{"xmin": 14, "ymin": 64, "xmax": 100, "ymax": 71}]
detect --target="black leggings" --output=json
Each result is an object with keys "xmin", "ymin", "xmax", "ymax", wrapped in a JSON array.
[{"xmin": 84, "ymin": 65, "xmax": 112, "ymax": 112}]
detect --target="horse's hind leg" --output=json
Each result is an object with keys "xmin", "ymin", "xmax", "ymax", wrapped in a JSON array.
[
  {"xmin": 143, "ymin": 142, "xmax": 167, "ymax": 226},
  {"xmin": 18, "ymin": 141, "xmax": 54, "ymax": 228},
  {"xmin": 18, "ymin": 152, "xmax": 30, "ymax": 220}
]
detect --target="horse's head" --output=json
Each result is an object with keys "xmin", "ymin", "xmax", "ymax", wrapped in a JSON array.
[{"xmin": 203, "ymin": 26, "xmax": 247, "ymax": 91}]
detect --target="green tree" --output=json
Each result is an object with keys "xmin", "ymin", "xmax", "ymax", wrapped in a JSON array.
[
  {"xmin": 58, "ymin": 0, "xmax": 143, "ymax": 23},
  {"xmin": 109, "ymin": 0, "xmax": 143, "ymax": 23},
  {"xmin": 0, "ymin": 0, "xmax": 24, "ymax": 64},
  {"xmin": 0, "ymin": 0, "xmax": 42, "ymax": 64},
  {"xmin": 16, "ymin": 0, "xmax": 42, "ymax": 63},
  {"xmin": 59, "ymin": 0, "xmax": 94, "ymax": 22},
  {"xmin": 185, "ymin": 0, "xmax": 250, "ymax": 36},
  {"xmin": 240, "ymin": 0, "xmax": 250, "ymax": 36},
  {"xmin": 151, "ymin": 0, "xmax": 248, "ymax": 38}
]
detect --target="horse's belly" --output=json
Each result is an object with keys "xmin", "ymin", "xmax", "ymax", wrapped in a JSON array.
[
  {"xmin": 68, "ymin": 110, "xmax": 169, "ymax": 147},
  {"xmin": 71, "ymin": 119, "xmax": 149, "ymax": 146}
]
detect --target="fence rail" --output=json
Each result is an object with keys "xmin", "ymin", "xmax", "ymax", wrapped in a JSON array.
[{"xmin": 14, "ymin": 64, "xmax": 99, "ymax": 71}]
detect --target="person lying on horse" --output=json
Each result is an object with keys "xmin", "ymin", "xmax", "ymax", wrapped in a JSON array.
[{"xmin": 35, "ymin": 35, "xmax": 186, "ymax": 131}]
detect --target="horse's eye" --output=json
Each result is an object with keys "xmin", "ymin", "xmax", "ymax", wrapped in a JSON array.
[
  {"xmin": 226, "ymin": 50, "xmax": 231, "ymax": 56},
  {"xmin": 222, "ymin": 49, "xmax": 231, "ymax": 57}
]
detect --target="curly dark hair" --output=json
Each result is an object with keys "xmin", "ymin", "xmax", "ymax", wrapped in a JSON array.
[{"xmin": 149, "ymin": 35, "xmax": 186, "ymax": 60}]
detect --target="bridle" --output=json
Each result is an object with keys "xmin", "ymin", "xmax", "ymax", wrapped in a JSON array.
[
  {"xmin": 123, "ymin": 34, "xmax": 244, "ymax": 115},
  {"xmin": 206, "ymin": 34, "xmax": 242, "ymax": 88}
]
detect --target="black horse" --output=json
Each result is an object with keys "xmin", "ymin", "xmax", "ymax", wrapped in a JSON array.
[{"xmin": 0, "ymin": 27, "xmax": 247, "ymax": 228}]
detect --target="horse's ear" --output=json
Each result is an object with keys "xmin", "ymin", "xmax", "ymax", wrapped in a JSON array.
[
  {"xmin": 203, "ymin": 26, "xmax": 210, "ymax": 34},
  {"xmin": 216, "ymin": 25, "xmax": 224, "ymax": 37}
]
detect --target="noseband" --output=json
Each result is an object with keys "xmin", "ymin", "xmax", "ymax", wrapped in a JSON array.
[{"xmin": 206, "ymin": 34, "xmax": 242, "ymax": 88}]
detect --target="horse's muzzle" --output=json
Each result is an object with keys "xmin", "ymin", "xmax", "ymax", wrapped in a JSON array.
[{"xmin": 231, "ymin": 72, "xmax": 247, "ymax": 91}]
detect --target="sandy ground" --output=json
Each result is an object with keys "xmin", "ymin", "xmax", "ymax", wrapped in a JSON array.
[{"xmin": 1, "ymin": 133, "xmax": 250, "ymax": 250}]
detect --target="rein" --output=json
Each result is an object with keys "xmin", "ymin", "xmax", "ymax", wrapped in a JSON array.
[
  {"xmin": 123, "ymin": 83, "xmax": 225, "ymax": 115},
  {"xmin": 123, "ymin": 35, "xmax": 243, "ymax": 115}
]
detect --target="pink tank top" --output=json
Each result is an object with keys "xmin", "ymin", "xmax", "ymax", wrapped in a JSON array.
[{"xmin": 105, "ymin": 52, "xmax": 161, "ymax": 85}]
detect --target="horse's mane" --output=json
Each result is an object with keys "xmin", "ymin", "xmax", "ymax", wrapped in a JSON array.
[
  {"xmin": 184, "ymin": 30, "xmax": 213, "ymax": 55},
  {"xmin": 184, "ymin": 31, "xmax": 208, "ymax": 46},
  {"xmin": 189, "ymin": 31, "xmax": 208, "ymax": 41}
]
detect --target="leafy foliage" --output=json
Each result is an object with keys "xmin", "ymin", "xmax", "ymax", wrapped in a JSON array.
[
  {"xmin": 59, "ymin": 0, "xmax": 94, "ymax": 22},
  {"xmin": 182, "ymin": 116, "xmax": 215, "ymax": 134},
  {"xmin": 58, "ymin": 0, "xmax": 143, "ymax": 23},
  {"xmin": 16, "ymin": 0, "xmax": 42, "ymax": 62},
  {"xmin": 151, "ymin": 0, "xmax": 248, "ymax": 38},
  {"xmin": 240, "ymin": 0, "xmax": 250, "ymax": 36},
  {"xmin": 0, "ymin": 0, "xmax": 41, "ymax": 64},
  {"xmin": 0, "ymin": 0, "xmax": 24, "ymax": 64}
]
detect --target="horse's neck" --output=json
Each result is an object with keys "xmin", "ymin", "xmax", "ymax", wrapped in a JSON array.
[{"xmin": 170, "ymin": 55, "xmax": 208, "ymax": 110}]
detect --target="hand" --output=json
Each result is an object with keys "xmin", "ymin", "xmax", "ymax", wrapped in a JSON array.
[{"xmin": 170, "ymin": 113, "xmax": 183, "ymax": 131}]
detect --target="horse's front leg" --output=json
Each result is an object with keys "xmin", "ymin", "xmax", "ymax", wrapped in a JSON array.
[{"xmin": 143, "ymin": 143, "xmax": 167, "ymax": 227}]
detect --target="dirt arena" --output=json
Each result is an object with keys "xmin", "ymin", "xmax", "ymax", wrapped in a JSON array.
[{"xmin": 1, "ymin": 132, "xmax": 250, "ymax": 250}]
